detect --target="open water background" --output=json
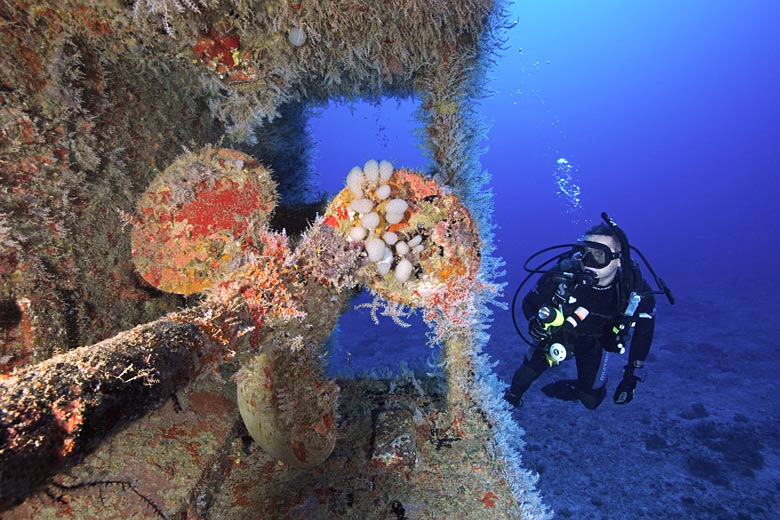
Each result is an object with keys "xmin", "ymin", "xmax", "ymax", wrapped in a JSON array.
[{"xmin": 311, "ymin": 2, "xmax": 780, "ymax": 518}]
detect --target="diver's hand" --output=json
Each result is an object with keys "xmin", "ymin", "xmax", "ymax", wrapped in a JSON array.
[
  {"xmin": 613, "ymin": 375, "xmax": 637, "ymax": 405},
  {"xmin": 614, "ymin": 361, "xmax": 645, "ymax": 405},
  {"xmin": 528, "ymin": 317, "xmax": 550, "ymax": 342},
  {"xmin": 603, "ymin": 336, "xmax": 625, "ymax": 354}
]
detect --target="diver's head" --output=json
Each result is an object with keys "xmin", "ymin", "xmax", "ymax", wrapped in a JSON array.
[{"xmin": 579, "ymin": 223, "xmax": 622, "ymax": 287}]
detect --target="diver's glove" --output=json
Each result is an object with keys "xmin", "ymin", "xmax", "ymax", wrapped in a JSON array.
[
  {"xmin": 603, "ymin": 335, "xmax": 626, "ymax": 354},
  {"xmin": 613, "ymin": 361, "xmax": 645, "ymax": 405},
  {"xmin": 528, "ymin": 316, "xmax": 551, "ymax": 342}
]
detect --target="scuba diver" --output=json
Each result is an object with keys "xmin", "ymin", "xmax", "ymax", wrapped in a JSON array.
[{"xmin": 504, "ymin": 213, "xmax": 674, "ymax": 410}]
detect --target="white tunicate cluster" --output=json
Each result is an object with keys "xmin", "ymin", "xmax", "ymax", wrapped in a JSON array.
[
  {"xmin": 385, "ymin": 198, "xmax": 408, "ymax": 215},
  {"xmin": 366, "ymin": 238, "xmax": 387, "ymax": 262},
  {"xmin": 385, "ymin": 213, "xmax": 403, "ymax": 225},
  {"xmin": 349, "ymin": 226, "xmax": 367, "ymax": 241},
  {"xmin": 346, "ymin": 166, "xmax": 364, "ymax": 197},
  {"xmin": 288, "ymin": 27, "xmax": 307, "ymax": 47},
  {"xmin": 376, "ymin": 247, "xmax": 393, "ymax": 276},
  {"xmin": 341, "ymin": 160, "xmax": 423, "ymax": 284},
  {"xmin": 394, "ymin": 259, "xmax": 413, "ymax": 283},
  {"xmin": 379, "ymin": 160, "xmax": 393, "ymax": 181},
  {"xmin": 382, "ymin": 231, "xmax": 398, "ymax": 245},
  {"xmin": 375, "ymin": 184, "xmax": 391, "ymax": 200},
  {"xmin": 408, "ymin": 235, "xmax": 424, "ymax": 255},
  {"xmin": 361, "ymin": 212, "xmax": 380, "ymax": 230},
  {"xmin": 363, "ymin": 160, "xmax": 380, "ymax": 183},
  {"xmin": 349, "ymin": 198, "xmax": 374, "ymax": 214},
  {"xmin": 385, "ymin": 198, "xmax": 408, "ymax": 225}
]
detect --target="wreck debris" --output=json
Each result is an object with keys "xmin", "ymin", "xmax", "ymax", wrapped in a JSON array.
[
  {"xmin": 236, "ymin": 349, "xmax": 338, "ymax": 468},
  {"xmin": 325, "ymin": 167, "xmax": 482, "ymax": 308},
  {"xmin": 1, "ymin": 0, "xmax": 552, "ymax": 517},
  {"xmin": 0, "ymin": 219, "xmax": 361, "ymax": 503},
  {"xmin": 0, "ymin": 161, "xmax": 484, "ymax": 504},
  {"xmin": 0, "ymin": 317, "xmax": 219, "ymax": 503},
  {"xmin": 192, "ymin": 23, "xmax": 260, "ymax": 84},
  {"xmin": 131, "ymin": 147, "xmax": 279, "ymax": 296}
]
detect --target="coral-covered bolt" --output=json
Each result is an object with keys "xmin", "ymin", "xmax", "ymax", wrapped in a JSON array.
[{"xmin": 131, "ymin": 147, "xmax": 278, "ymax": 295}]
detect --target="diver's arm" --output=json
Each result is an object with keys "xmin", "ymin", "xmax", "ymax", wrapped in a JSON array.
[
  {"xmin": 614, "ymin": 284, "xmax": 656, "ymax": 405},
  {"xmin": 627, "ymin": 289, "xmax": 656, "ymax": 364},
  {"xmin": 521, "ymin": 272, "xmax": 557, "ymax": 320}
]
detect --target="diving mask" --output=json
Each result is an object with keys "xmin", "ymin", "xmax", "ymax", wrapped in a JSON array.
[{"xmin": 572, "ymin": 241, "xmax": 621, "ymax": 269}]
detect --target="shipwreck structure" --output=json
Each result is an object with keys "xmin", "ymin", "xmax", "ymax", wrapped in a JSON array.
[{"xmin": 0, "ymin": 1, "xmax": 551, "ymax": 518}]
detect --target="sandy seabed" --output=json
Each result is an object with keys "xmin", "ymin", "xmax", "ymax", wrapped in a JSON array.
[{"xmin": 335, "ymin": 282, "xmax": 780, "ymax": 519}]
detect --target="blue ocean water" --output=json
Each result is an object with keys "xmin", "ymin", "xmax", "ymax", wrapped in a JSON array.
[{"xmin": 311, "ymin": 2, "xmax": 779, "ymax": 518}]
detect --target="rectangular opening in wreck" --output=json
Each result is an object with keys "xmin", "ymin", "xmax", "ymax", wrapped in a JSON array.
[
  {"xmin": 308, "ymin": 98, "xmax": 440, "ymax": 377},
  {"xmin": 325, "ymin": 289, "xmax": 436, "ymax": 377}
]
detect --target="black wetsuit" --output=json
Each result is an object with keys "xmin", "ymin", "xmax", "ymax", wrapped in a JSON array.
[{"xmin": 508, "ymin": 261, "xmax": 656, "ymax": 409}]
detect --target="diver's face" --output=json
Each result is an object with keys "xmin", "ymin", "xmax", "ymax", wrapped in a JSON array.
[{"xmin": 583, "ymin": 234, "xmax": 621, "ymax": 286}]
